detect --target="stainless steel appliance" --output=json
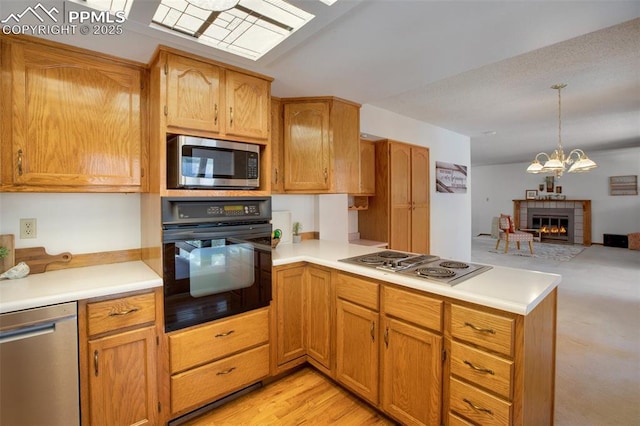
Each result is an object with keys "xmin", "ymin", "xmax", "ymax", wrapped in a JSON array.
[
  {"xmin": 0, "ymin": 302, "xmax": 80, "ymax": 425},
  {"xmin": 167, "ymin": 135, "xmax": 260, "ymax": 189},
  {"xmin": 162, "ymin": 197, "xmax": 272, "ymax": 332},
  {"xmin": 339, "ymin": 250, "xmax": 491, "ymax": 286}
]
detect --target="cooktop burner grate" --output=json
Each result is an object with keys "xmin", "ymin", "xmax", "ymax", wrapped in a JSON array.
[
  {"xmin": 439, "ymin": 261, "xmax": 469, "ymax": 269},
  {"xmin": 415, "ymin": 267, "xmax": 456, "ymax": 278},
  {"xmin": 358, "ymin": 256, "xmax": 386, "ymax": 265},
  {"xmin": 377, "ymin": 251, "xmax": 410, "ymax": 259}
]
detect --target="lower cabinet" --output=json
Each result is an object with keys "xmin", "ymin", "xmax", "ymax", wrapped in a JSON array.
[
  {"xmin": 79, "ymin": 289, "xmax": 161, "ymax": 426},
  {"xmin": 305, "ymin": 265, "xmax": 333, "ymax": 372},
  {"xmin": 167, "ymin": 308, "xmax": 270, "ymax": 417},
  {"xmin": 336, "ymin": 298, "xmax": 379, "ymax": 405}
]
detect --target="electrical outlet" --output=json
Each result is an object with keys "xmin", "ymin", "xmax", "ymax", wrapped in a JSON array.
[{"xmin": 20, "ymin": 218, "xmax": 37, "ymax": 239}]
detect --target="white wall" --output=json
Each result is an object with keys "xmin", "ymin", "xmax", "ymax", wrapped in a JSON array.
[
  {"xmin": 360, "ymin": 105, "xmax": 472, "ymax": 260},
  {"xmin": 0, "ymin": 193, "xmax": 141, "ymax": 253},
  {"xmin": 471, "ymin": 147, "xmax": 640, "ymax": 243}
]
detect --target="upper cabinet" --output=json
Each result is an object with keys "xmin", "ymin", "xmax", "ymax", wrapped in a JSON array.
[
  {"xmin": 270, "ymin": 97, "xmax": 284, "ymax": 193},
  {"xmin": 148, "ymin": 47, "xmax": 273, "ymax": 196},
  {"xmin": 165, "ymin": 54, "xmax": 222, "ymax": 134},
  {"xmin": 276, "ymin": 97, "xmax": 360, "ymax": 194},
  {"xmin": 0, "ymin": 35, "xmax": 147, "ymax": 192},
  {"xmin": 162, "ymin": 50, "xmax": 270, "ymax": 143},
  {"xmin": 358, "ymin": 139, "xmax": 376, "ymax": 196}
]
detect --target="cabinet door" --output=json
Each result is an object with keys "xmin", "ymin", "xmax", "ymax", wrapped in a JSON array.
[
  {"xmin": 359, "ymin": 139, "xmax": 376, "ymax": 195},
  {"xmin": 283, "ymin": 102, "xmax": 331, "ymax": 191},
  {"xmin": 389, "ymin": 143, "xmax": 412, "ymax": 251},
  {"xmin": 336, "ymin": 299, "xmax": 379, "ymax": 405},
  {"xmin": 411, "ymin": 146, "xmax": 430, "ymax": 254},
  {"xmin": 88, "ymin": 326, "xmax": 158, "ymax": 426},
  {"xmin": 306, "ymin": 266, "xmax": 332, "ymax": 370},
  {"xmin": 166, "ymin": 54, "xmax": 221, "ymax": 133},
  {"xmin": 381, "ymin": 317, "xmax": 442, "ymax": 426},
  {"xmin": 225, "ymin": 70, "xmax": 270, "ymax": 140},
  {"xmin": 275, "ymin": 266, "xmax": 306, "ymax": 365},
  {"xmin": 7, "ymin": 42, "xmax": 143, "ymax": 189},
  {"xmin": 271, "ymin": 98, "xmax": 284, "ymax": 193}
]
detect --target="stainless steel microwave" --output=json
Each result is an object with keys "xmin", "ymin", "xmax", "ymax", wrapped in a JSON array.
[{"xmin": 167, "ymin": 135, "xmax": 260, "ymax": 189}]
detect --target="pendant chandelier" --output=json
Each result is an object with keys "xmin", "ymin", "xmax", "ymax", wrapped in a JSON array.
[{"xmin": 526, "ymin": 84, "xmax": 597, "ymax": 178}]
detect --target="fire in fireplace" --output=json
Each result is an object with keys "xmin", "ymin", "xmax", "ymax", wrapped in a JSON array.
[{"xmin": 527, "ymin": 208, "xmax": 574, "ymax": 243}]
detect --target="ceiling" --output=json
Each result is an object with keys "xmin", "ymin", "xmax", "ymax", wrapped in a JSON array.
[{"xmin": 2, "ymin": 0, "xmax": 639, "ymax": 166}]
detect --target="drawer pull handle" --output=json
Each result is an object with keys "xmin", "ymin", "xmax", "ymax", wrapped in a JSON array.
[
  {"xmin": 108, "ymin": 307, "xmax": 139, "ymax": 316},
  {"xmin": 94, "ymin": 350, "xmax": 99, "ymax": 376},
  {"xmin": 216, "ymin": 367, "xmax": 236, "ymax": 376},
  {"xmin": 230, "ymin": 107, "xmax": 233, "ymax": 126},
  {"xmin": 214, "ymin": 104, "xmax": 218, "ymax": 124},
  {"xmin": 464, "ymin": 322, "xmax": 496, "ymax": 334},
  {"xmin": 384, "ymin": 326, "xmax": 389, "ymax": 348},
  {"xmin": 17, "ymin": 149, "xmax": 23, "ymax": 176},
  {"xmin": 370, "ymin": 321, "xmax": 375, "ymax": 342},
  {"xmin": 215, "ymin": 330, "xmax": 235, "ymax": 338},
  {"xmin": 464, "ymin": 360, "xmax": 495, "ymax": 375},
  {"xmin": 463, "ymin": 398, "xmax": 493, "ymax": 415}
]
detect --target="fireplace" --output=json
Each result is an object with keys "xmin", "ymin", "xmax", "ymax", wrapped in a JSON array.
[
  {"xmin": 513, "ymin": 200, "xmax": 591, "ymax": 246},
  {"xmin": 528, "ymin": 208, "xmax": 574, "ymax": 243}
]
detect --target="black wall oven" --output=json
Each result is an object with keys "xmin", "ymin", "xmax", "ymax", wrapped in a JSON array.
[{"xmin": 162, "ymin": 197, "xmax": 272, "ymax": 332}]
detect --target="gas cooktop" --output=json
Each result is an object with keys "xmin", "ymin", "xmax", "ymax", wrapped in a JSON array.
[{"xmin": 338, "ymin": 250, "xmax": 491, "ymax": 286}]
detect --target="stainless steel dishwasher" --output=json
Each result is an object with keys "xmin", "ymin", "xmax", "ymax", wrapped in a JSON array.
[{"xmin": 0, "ymin": 302, "xmax": 80, "ymax": 426}]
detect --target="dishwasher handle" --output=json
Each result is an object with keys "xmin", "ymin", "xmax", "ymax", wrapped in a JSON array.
[{"xmin": 0, "ymin": 322, "xmax": 56, "ymax": 344}]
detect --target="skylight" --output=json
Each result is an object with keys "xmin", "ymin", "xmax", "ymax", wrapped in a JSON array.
[
  {"xmin": 151, "ymin": 0, "xmax": 315, "ymax": 60},
  {"xmin": 69, "ymin": 0, "xmax": 134, "ymax": 18}
]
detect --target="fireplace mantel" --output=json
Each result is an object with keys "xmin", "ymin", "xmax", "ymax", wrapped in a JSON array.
[{"xmin": 513, "ymin": 200, "xmax": 591, "ymax": 246}]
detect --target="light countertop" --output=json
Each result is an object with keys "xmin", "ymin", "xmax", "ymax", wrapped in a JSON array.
[
  {"xmin": 0, "ymin": 261, "xmax": 162, "ymax": 314},
  {"xmin": 273, "ymin": 240, "xmax": 561, "ymax": 315}
]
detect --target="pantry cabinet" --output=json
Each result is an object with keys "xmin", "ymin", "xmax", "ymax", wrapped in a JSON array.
[
  {"xmin": 358, "ymin": 139, "xmax": 430, "ymax": 253},
  {"xmin": 280, "ymin": 97, "xmax": 360, "ymax": 193},
  {"xmin": 78, "ymin": 289, "xmax": 161, "ymax": 426},
  {"xmin": 0, "ymin": 35, "xmax": 147, "ymax": 192}
]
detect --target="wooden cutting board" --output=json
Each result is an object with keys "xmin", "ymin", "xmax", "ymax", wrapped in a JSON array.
[
  {"xmin": 15, "ymin": 247, "xmax": 73, "ymax": 274},
  {"xmin": 0, "ymin": 234, "xmax": 15, "ymax": 274}
]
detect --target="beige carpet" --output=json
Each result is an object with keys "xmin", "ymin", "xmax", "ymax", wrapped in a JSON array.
[{"xmin": 472, "ymin": 239, "xmax": 640, "ymax": 425}]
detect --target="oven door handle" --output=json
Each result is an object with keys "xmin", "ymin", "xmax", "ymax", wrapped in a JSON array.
[{"xmin": 163, "ymin": 225, "xmax": 271, "ymax": 242}]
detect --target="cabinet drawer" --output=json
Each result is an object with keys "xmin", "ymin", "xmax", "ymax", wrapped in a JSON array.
[
  {"xmin": 169, "ymin": 308, "xmax": 269, "ymax": 373},
  {"xmin": 171, "ymin": 344, "xmax": 270, "ymax": 414},
  {"xmin": 382, "ymin": 285, "xmax": 442, "ymax": 331},
  {"xmin": 336, "ymin": 272, "xmax": 379, "ymax": 310},
  {"xmin": 449, "ymin": 412, "xmax": 475, "ymax": 426},
  {"xmin": 450, "ymin": 377, "xmax": 511, "ymax": 426},
  {"xmin": 87, "ymin": 292, "xmax": 155, "ymax": 336},
  {"xmin": 450, "ymin": 304, "xmax": 514, "ymax": 356},
  {"xmin": 450, "ymin": 341, "xmax": 513, "ymax": 399}
]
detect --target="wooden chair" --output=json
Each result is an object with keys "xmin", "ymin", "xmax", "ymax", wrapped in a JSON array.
[{"xmin": 496, "ymin": 215, "xmax": 534, "ymax": 254}]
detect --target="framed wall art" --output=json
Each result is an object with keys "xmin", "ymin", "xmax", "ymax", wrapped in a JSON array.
[
  {"xmin": 609, "ymin": 175, "xmax": 638, "ymax": 196},
  {"xmin": 545, "ymin": 176, "xmax": 554, "ymax": 192},
  {"xmin": 525, "ymin": 189, "xmax": 538, "ymax": 200},
  {"xmin": 435, "ymin": 161, "xmax": 467, "ymax": 193}
]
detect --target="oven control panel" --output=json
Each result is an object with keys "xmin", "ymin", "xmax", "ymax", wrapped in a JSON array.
[{"xmin": 162, "ymin": 197, "xmax": 271, "ymax": 225}]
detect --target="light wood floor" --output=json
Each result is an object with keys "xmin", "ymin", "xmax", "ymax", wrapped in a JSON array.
[{"xmin": 184, "ymin": 367, "xmax": 396, "ymax": 426}]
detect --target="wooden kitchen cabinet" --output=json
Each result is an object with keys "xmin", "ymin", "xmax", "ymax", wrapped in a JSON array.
[
  {"xmin": 359, "ymin": 140, "xmax": 430, "ymax": 253},
  {"xmin": 305, "ymin": 265, "xmax": 333, "ymax": 372},
  {"xmin": 272, "ymin": 264, "xmax": 333, "ymax": 375},
  {"xmin": 78, "ymin": 289, "xmax": 161, "ymax": 426},
  {"xmin": 162, "ymin": 50, "xmax": 270, "ymax": 142},
  {"xmin": 358, "ymin": 139, "xmax": 377, "ymax": 196},
  {"xmin": 335, "ymin": 272, "xmax": 379, "ymax": 405},
  {"xmin": 225, "ymin": 70, "xmax": 270, "ymax": 140},
  {"xmin": 168, "ymin": 308, "xmax": 270, "ymax": 416},
  {"xmin": 271, "ymin": 97, "xmax": 284, "ymax": 193},
  {"xmin": 381, "ymin": 285, "xmax": 443, "ymax": 426},
  {"xmin": 0, "ymin": 35, "xmax": 147, "ymax": 192},
  {"xmin": 280, "ymin": 97, "xmax": 360, "ymax": 193},
  {"xmin": 165, "ymin": 53, "xmax": 222, "ymax": 134},
  {"xmin": 274, "ymin": 264, "xmax": 307, "ymax": 370}
]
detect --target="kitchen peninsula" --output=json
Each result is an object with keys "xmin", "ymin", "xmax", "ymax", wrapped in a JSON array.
[{"xmin": 272, "ymin": 239, "xmax": 559, "ymax": 425}]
